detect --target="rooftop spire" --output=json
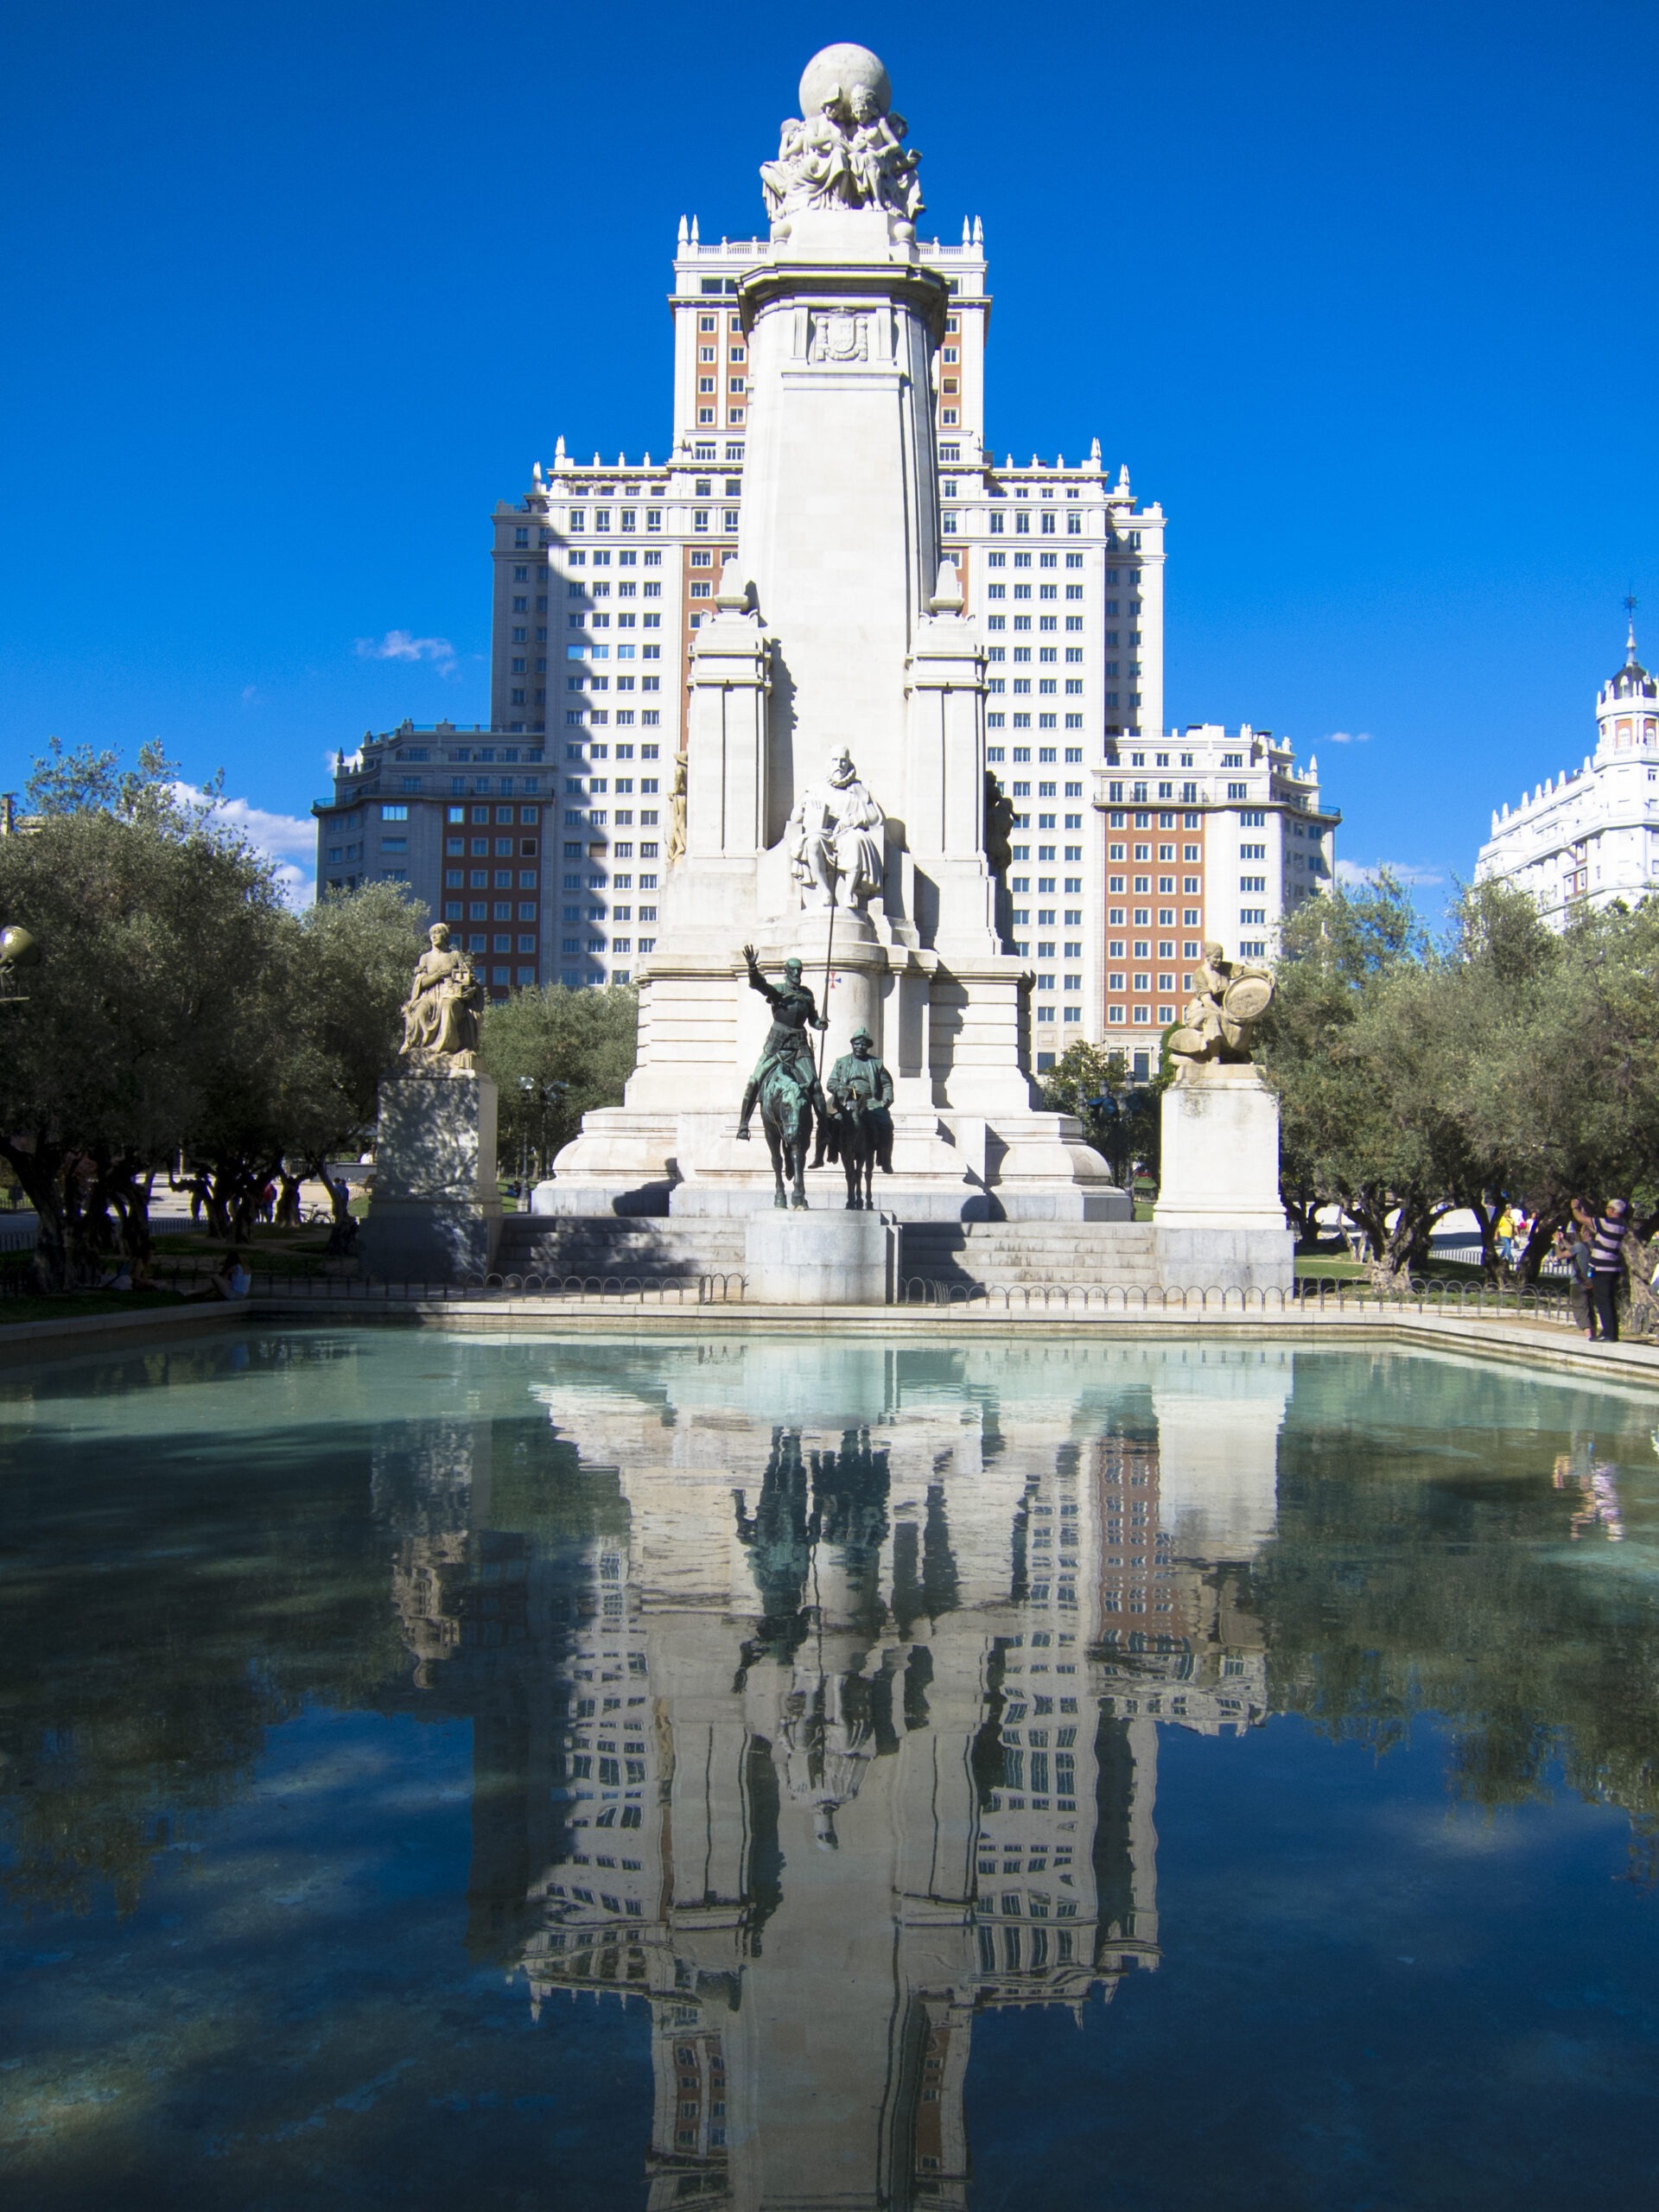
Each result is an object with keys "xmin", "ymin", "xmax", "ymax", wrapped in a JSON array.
[{"xmin": 1625, "ymin": 588, "xmax": 1638, "ymax": 664}]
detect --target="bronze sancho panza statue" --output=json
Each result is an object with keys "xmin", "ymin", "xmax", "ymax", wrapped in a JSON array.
[{"xmin": 820, "ymin": 1027, "xmax": 893, "ymax": 1210}]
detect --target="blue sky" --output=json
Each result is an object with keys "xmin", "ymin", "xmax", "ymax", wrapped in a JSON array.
[{"xmin": 3, "ymin": 2, "xmax": 1654, "ymax": 907}]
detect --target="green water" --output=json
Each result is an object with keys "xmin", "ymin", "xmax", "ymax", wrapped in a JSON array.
[{"xmin": 1, "ymin": 1328, "xmax": 1656, "ymax": 2209}]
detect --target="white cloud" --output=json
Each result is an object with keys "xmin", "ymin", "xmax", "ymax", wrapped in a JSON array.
[
  {"xmin": 1324, "ymin": 729, "xmax": 1372, "ymax": 744},
  {"xmin": 1336, "ymin": 858, "xmax": 1444, "ymax": 889},
  {"xmin": 354, "ymin": 628, "xmax": 455, "ymax": 668},
  {"xmin": 174, "ymin": 784, "xmax": 316, "ymax": 910}
]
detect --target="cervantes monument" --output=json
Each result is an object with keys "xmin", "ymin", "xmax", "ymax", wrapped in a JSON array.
[{"xmin": 543, "ymin": 43, "xmax": 1126, "ymax": 1225}]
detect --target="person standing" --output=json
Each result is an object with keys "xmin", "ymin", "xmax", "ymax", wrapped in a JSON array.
[{"xmin": 1572, "ymin": 1196, "xmax": 1631, "ymax": 1343}]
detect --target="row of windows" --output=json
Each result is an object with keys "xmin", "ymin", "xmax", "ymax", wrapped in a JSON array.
[
  {"xmin": 986, "ymin": 583, "xmax": 1084, "ymax": 602},
  {"xmin": 435, "ymin": 915, "xmax": 539, "ymax": 954},
  {"xmin": 987, "ymin": 711, "xmax": 1086, "ymax": 729},
  {"xmin": 988, "ymin": 746, "xmax": 1084, "ymax": 766},
  {"xmin": 559, "ymin": 549, "xmax": 662, "ymax": 568},
  {"xmin": 959, "ymin": 510, "xmax": 1084, "ymax": 537}
]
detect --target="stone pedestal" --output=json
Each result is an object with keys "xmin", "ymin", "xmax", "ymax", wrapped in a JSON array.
[
  {"xmin": 1152, "ymin": 1063, "xmax": 1294, "ymax": 1293},
  {"xmin": 744, "ymin": 1208, "xmax": 896, "ymax": 1304},
  {"xmin": 360, "ymin": 1071, "xmax": 502, "ymax": 1281}
]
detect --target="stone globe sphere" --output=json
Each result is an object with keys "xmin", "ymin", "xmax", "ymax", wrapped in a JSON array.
[{"xmin": 798, "ymin": 42, "xmax": 891, "ymax": 118}]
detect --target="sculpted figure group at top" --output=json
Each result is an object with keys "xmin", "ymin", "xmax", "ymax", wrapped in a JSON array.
[{"xmin": 761, "ymin": 44, "xmax": 923, "ymax": 232}]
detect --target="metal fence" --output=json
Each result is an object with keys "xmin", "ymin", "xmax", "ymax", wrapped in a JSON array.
[
  {"xmin": 896, "ymin": 1274, "xmax": 1580, "ymax": 1323},
  {"xmin": 0, "ymin": 1251, "xmax": 1602, "ymax": 1329}
]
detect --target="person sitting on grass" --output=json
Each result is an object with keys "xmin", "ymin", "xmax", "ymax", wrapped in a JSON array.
[{"xmin": 185, "ymin": 1249, "xmax": 252, "ymax": 1302}]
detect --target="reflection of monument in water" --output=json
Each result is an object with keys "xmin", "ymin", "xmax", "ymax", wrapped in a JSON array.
[{"xmin": 385, "ymin": 1344, "xmax": 1285, "ymax": 2209}]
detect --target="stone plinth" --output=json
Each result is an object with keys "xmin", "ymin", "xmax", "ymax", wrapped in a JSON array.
[
  {"xmin": 360, "ymin": 1071, "xmax": 501, "ymax": 1281},
  {"xmin": 744, "ymin": 1208, "xmax": 896, "ymax": 1304},
  {"xmin": 1152, "ymin": 1063, "xmax": 1294, "ymax": 1293}
]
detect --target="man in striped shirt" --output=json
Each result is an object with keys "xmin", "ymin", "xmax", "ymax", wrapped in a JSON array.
[{"xmin": 1571, "ymin": 1196, "xmax": 1631, "ymax": 1342}]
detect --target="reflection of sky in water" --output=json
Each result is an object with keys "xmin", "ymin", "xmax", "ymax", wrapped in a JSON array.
[{"xmin": 2, "ymin": 1330, "xmax": 1656, "ymax": 2210}]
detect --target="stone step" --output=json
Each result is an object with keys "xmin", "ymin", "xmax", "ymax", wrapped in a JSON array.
[
  {"xmin": 896, "ymin": 1222, "xmax": 1162, "ymax": 1289},
  {"xmin": 496, "ymin": 1219, "xmax": 745, "ymax": 1280}
]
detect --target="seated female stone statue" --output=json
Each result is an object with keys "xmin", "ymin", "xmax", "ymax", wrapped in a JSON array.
[{"xmin": 399, "ymin": 924, "xmax": 483, "ymax": 1068}]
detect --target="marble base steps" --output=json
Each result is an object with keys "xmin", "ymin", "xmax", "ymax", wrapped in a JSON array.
[
  {"xmin": 899, "ymin": 1221, "xmax": 1161, "ymax": 1292},
  {"xmin": 494, "ymin": 1216, "xmax": 746, "ymax": 1281},
  {"xmin": 494, "ymin": 1217, "xmax": 1163, "ymax": 1294}
]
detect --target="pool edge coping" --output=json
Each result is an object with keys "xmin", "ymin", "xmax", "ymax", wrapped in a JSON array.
[{"xmin": 5, "ymin": 1294, "xmax": 1657, "ymax": 1391}]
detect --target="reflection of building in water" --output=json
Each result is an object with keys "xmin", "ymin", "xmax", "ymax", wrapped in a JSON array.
[{"xmin": 386, "ymin": 1345, "xmax": 1285, "ymax": 2209}]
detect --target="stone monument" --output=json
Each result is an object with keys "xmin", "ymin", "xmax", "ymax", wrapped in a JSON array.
[
  {"xmin": 360, "ymin": 924, "xmax": 502, "ymax": 1280},
  {"xmin": 1152, "ymin": 943, "xmax": 1294, "ymax": 1292},
  {"xmin": 539, "ymin": 45, "xmax": 1126, "ymax": 1227}
]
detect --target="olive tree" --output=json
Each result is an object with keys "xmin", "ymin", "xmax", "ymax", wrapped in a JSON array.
[
  {"xmin": 0, "ymin": 741, "xmax": 426, "ymax": 1281},
  {"xmin": 479, "ymin": 982, "xmax": 639, "ymax": 1185}
]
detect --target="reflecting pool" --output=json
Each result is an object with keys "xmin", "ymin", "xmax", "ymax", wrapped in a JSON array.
[{"xmin": 3, "ymin": 1330, "xmax": 1658, "ymax": 2209}]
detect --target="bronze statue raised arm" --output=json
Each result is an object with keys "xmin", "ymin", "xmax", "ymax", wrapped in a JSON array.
[
  {"xmin": 735, "ymin": 944, "xmax": 830, "ymax": 1211},
  {"xmin": 735, "ymin": 944, "xmax": 829, "ymax": 1139}
]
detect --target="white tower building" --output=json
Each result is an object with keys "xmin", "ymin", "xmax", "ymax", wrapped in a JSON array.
[{"xmin": 1476, "ymin": 619, "xmax": 1659, "ymax": 924}]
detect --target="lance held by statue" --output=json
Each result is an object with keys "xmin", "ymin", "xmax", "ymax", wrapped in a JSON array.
[
  {"xmin": 816, "ymin": 1028, "xmax": 894, "ymax": 1210},
  {"xmin": 735, "ymin": 944, "xmax": 830, "ymax": 1209}
]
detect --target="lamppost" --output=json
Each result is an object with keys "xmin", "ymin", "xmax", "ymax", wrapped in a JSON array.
[
  {"xmin": 0, "ymin": 925, "xmax": 41, "ymax": 1006},
  {"xmin": 517, "ymin": 1076, "xmax": 569, "ymax": 1199}
]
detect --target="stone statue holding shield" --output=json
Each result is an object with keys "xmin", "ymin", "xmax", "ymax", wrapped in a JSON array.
[{"xmin": 1167, "ymin": 941, "xmax": 1274, "ymax": 1067}]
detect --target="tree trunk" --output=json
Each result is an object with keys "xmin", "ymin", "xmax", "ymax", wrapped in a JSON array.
[
  {"xmin": 1515, "ymin": 1211, "xmax": 1566, "ymax": 1287},
  {"xmin": 1467, "ymin": 1198, "xmax": 1503, "ymax": 1282},
  {"xmin": 3, "ymin": 1144, "xmax": 69, "ymax": 1292}
]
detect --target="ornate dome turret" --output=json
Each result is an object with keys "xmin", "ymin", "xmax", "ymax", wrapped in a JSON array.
[
  {"xmin": 1604, "ymin": 617, "xmax": 1657, "ymax": 702},
  {"xmin": 1595, "ymin": 604, "xmax": 1659, "ymax": 757}
]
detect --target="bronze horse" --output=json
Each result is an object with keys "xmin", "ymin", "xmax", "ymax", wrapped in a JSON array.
[{"xmin": 758, "ymin": 1057, "xmax": 816, "ymax": 1209}]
